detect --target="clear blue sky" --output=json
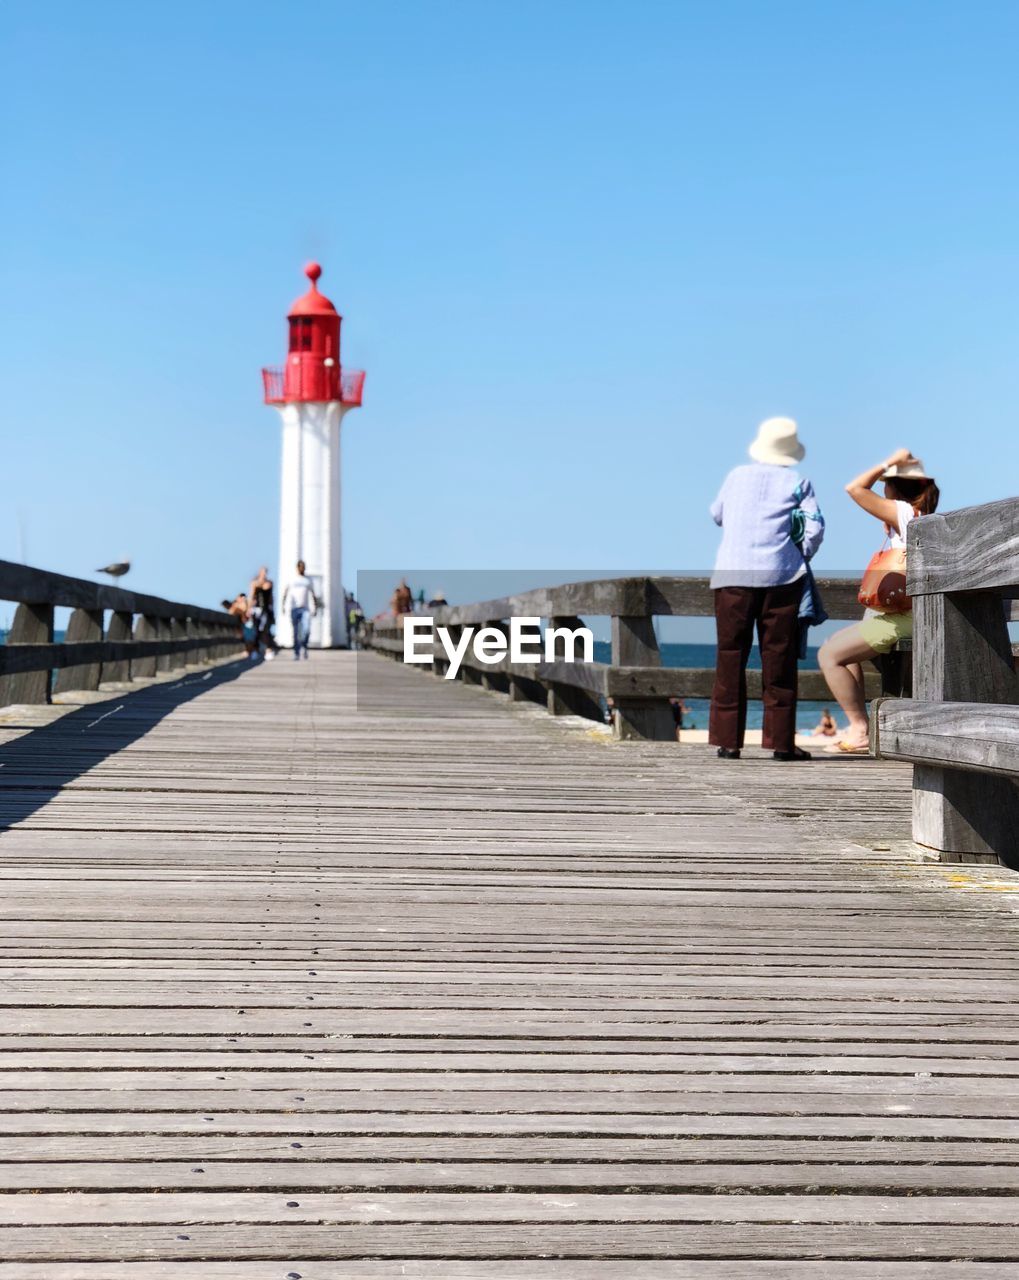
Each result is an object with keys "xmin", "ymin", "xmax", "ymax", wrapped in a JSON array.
[{"xmin": 2, "ymin": 1, "xmax": 1017, "ymax": 613}]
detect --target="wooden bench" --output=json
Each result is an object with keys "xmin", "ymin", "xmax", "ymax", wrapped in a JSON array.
[{"xmin": 873, "ymin": 497, "xmax": 1019, "ymax": 865}]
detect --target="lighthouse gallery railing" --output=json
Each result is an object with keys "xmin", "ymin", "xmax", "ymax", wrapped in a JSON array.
[{"xmin": 261, "ymin": 367, "xmax": 365, "ymax": 407}]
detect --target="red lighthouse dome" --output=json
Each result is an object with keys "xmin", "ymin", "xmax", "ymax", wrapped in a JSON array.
[
  {"xmin": 262, "ymin": 263, "xmax": 365, "ymax": 406},
  {"xmin": 289, "ymin": 261, "xmax": 337, "ymax": 317}
]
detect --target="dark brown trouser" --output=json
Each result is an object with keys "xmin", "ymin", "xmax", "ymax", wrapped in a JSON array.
[{"xmin": 709, "ymin": 582, "xmax": 802, "ymax": 752}]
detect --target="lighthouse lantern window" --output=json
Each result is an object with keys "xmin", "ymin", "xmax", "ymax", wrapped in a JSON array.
[{"xmin": 290, "ymin": 317, "xmax": 314, "ymax": 352}]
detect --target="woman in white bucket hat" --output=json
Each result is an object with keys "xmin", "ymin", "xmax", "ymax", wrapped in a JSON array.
[
  {"xmin": 748, "ymin": 416, "xmax": 806, "ymax": 467},
  {"xmin": 709, "ymin": 417, "xmax": 825, "ymax": 761},
  {"xmin": 817, "ymin": 447, "xmax": 940, "ymax": 753}
]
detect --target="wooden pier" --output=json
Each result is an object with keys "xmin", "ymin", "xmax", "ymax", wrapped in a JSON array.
[{"xmin": 3, "ymin": 648, "xmax": 1019, "ymax": 1275}]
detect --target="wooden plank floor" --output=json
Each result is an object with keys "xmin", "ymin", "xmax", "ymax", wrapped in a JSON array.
[{"xmin": 1, "ymin": 650, "xmax": 1019, "ymax": 1277}]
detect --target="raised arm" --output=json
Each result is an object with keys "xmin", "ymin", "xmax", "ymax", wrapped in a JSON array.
[{"xmin": 845, "ymin": 447, "xmax": 914, "ymax": 526}]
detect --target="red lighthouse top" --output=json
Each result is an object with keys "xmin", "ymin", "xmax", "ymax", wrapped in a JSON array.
[
  {"xmin": 262, "ymin": 262, "xmax": 365, "ymax": 407},
  {"xmin": 288, "ymin": 262, "xmax": 338, "ymax": 317}
]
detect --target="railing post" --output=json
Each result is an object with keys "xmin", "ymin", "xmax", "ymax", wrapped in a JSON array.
[
  {"xmin": 911, "ymin": 590, "xmax": 1019, "ymax": 862},
  {"xmin": 101, "ymin": 610, "xmax": 134, "ymax": 685},
  {"xmin": 154, "ymin": 618, "xmax": 173, "ymax": 673},
  {"xmin": 134, "ymin": 616, "xmax": 158, "ymax": 678},
  {"xmin": 184, "ymin": 618, "xmax": 205, "ymax": 667},
  {"xmin": 545, "ymin": 615, "xmax": 603, "ymax": 720},
  {"xmin": 610, "ymin": 613, "xmax": 674, "ymax": 741},
  {"xmin": 480, "ymin": 620, "xmax": 510, "ymax": 693},
  {"xmin": 0, "ymin": 603, "xmax": 54, "ymax": 706},
  {"xmin": 187, "ymin": 618, "xmax": 202, "ymax": 665},
  {"xmin": 507, "ymin": 618, "xmax": 544, "ymax": 704},
  {"xmin": 169, "ymin": 618, "xmax": 188, "ymax": 670},
  {"xmin": 53, "ymin": 607, "xmax": 103, "ymax": 695},
  {"xmin": 442, "ymin": 625, "xmax": 464, "ymax": 680}
]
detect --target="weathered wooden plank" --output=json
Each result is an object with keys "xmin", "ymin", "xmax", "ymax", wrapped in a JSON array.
[
  {"xmin": 907, "ymin": 497, "xmax": 1019, "ymax": 595},
  {"xmin": 5, "ymin": 1191, "xmax": 1019, "ymax": 1224},
  {"xmin": 4, "ymin": 1049, "xmax": 1019, "ymax": 1073},
  {"xmin": 0, "ymin": 635, "xmax": 232, "ymax": 677},
  {"xmin": 2, "ymin": 1222, "xmax": 1019, "ymax": 1261},
  {"xmin": 434, "ymin": 576, "xmax": 868, "ymax": 625},
  {"xmin": 5, "ymin": 1159, "xmax": 1019, "ymax": 1193},
  {"xmin": 7, "ymin": 1133, "xmax": 1019, "ymax": 1162},
  {"xmin": 607, "ymin": 666, "xmax": 881, "ymax": 701},
  {"xmin": 0, "ymin": 1089, "xmax": 1015, "ymax": 1115},
  {"xmin": 4, "ymin": 1066, "xmax": 1019, "ymax": 1091},
  {"xmin": 876, "ymin": 698, "xmax": 1019, "ymax": 776},
  {"xmin": 0, "ymin": 1110, "xmax": 1016, "ymax": 1138},
  {"xmin": 0, "ymin": 1266, "xmax": 1013, "ymax": 1280}
]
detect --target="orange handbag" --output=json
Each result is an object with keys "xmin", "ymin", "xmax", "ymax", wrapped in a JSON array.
[{"xmin": 858, "ymin": 539, "xmax": 910, "ymax": 611}]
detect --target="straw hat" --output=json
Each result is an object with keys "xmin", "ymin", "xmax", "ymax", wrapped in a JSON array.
[
  {"xmin": 882, "ymin": 456, "xmax": 934, "ymax": 481},
  {"xmin": 748, "ymin": 417, "xmax": 805, "ymax": 467}
]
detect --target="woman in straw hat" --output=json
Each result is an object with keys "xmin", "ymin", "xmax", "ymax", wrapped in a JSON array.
[
  {"xmin": 709, "ymin": 417, "xmax": 825, "ymax": 761},
  {"xmin": 818, "ymin": 448, "xmax": 940, "ymax": 754}
]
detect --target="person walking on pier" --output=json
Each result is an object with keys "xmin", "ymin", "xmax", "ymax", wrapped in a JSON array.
[
  {"xmin": 818, "ymin": 450, "xmax": 939, "ymax": 753},
  {"xmin": 282, "ymin": 560, "xmax": 317, "ymax": 660},
  {"xmin": 249, "ymin": 565, "xmax": 278, "ymax": 660},
  {"xmin": 708, "ymin": 417, "xmax": 825, "ymax": 761}
]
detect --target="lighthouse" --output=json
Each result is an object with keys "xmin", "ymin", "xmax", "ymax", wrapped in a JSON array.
[{"xmin": 262, "ymin": 263, "xmax": 365, "ymax": 649}]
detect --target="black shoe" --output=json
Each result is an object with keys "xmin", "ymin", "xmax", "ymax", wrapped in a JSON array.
[
  {"xmin": 773, "ymin": 747, "xmax": 812, "ymax": 761},
  {"xmin": 716, "ymin": 747, "xmax": 741, "ymax": 760}
]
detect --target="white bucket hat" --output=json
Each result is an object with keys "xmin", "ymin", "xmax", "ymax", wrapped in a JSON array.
[
  {"xmin": 748, "ymin": 417, "xmax": 805, "ymax": 467},
  {"xmin": 882, "ymin": 457, "xmax": 934, "ymax": 481}
]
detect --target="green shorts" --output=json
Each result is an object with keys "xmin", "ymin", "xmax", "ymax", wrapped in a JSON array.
[{"xmin": 858, "ymin": 609, "xmax": 913, "ymax": 655}]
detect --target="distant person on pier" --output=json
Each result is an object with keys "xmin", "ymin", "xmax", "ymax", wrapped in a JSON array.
[
  {"xmin": 346, "ymin": 593, "xmax": 366, "ymax": 650},
  {"xmin": 249, "ymin": 566, "xmax": 278, "ymax": 661},
  {"xmin": 391, "ymin": 579, "xmax": 414, "ymax": 616},
  {"xmin": 818, "ymin": 450, "xmax": 939, "ymax": 754},
  {"xmin": 427, "ymin": 590, "xmax": 448, "ymax": 608},
  {"xmin": 282, "ymin": 560, "xmax": 317, "ymax": 661},
  {"xmin": 709, "ymin": 417, "xmax": 825, "ymax": 762},
  {"xmin": 225, "ymin": 592, "xmax": 257, "ymax": 658}
]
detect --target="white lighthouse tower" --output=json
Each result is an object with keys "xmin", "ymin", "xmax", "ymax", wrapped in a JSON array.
[{"xmin": 262, "ymin": 263, "xmax": 365, "ymax": 649}]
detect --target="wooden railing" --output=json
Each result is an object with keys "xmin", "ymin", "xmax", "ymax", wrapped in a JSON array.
[
  {"xmin": 0, "ymin": 560, "xmax": 243, "ymax": 708},
  {"xmin": 873, "ymin": 497, "xmax": 1019, "ymax": 865},
  {"xmin": 367, "ymin": 575, "xmax": 890, "ymax": 741}
]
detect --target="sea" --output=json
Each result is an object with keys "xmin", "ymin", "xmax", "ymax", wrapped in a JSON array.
[{"xmin": 592, "ymin": 640, "xmax": 834, "ymax": 733}]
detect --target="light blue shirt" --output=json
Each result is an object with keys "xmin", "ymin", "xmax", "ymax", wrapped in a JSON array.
[{"xmin": 709, "ymin": 463, "xmax": 825, "ymax": 589}]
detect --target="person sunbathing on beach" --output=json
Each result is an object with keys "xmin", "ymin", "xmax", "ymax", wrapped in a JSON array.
[{"xmin": 817, "ymin": 448, "xmax": 939, "ymax": 754}]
